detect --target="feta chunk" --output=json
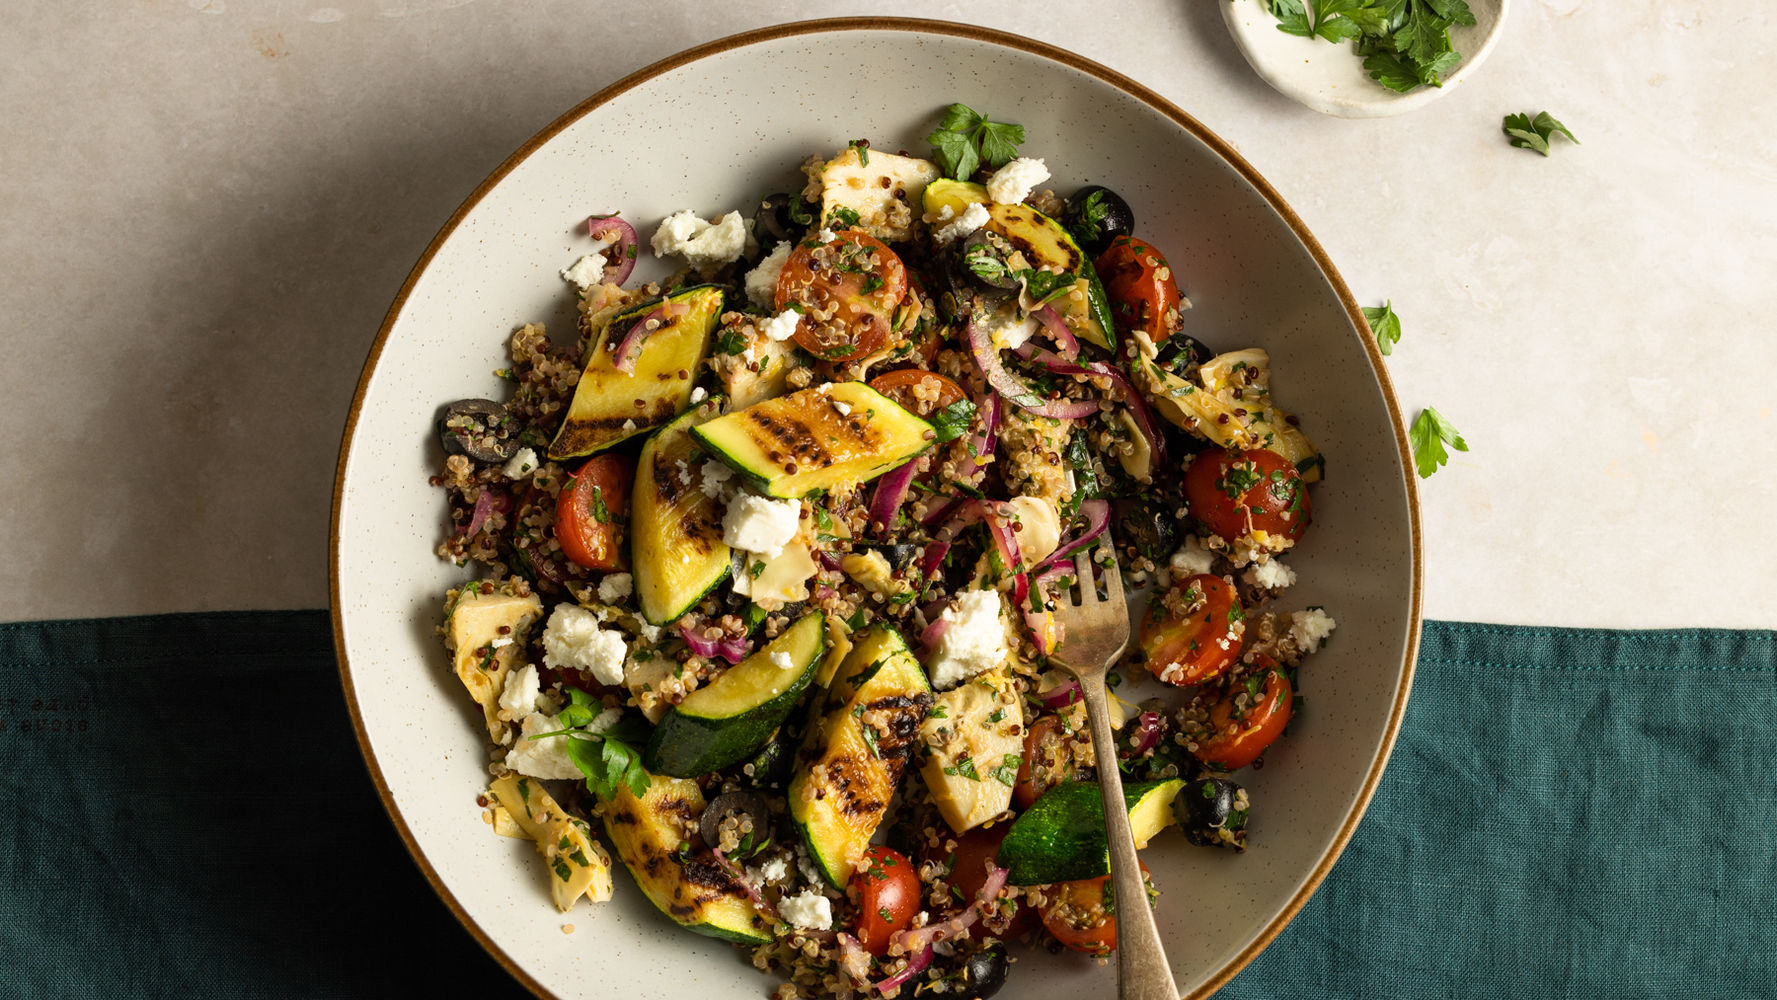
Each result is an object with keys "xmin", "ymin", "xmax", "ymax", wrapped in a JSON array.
[
  {"xmin": 744, "ymin": 241, "xmax": 791, "ymax": 309},
  {"xmin": 746, "ymin": 856, "xmax": 789, "ymax": 885},
  {"xmin": 760, "ymin": 308, "xmax": 801, "ymax": 342},
  {"xmin": 722, "ymin": 493, "xmax": 801, "ymax": 559},
  {"xmin": 1169, "ymin": 537, "xmax": 1216, "ymax": 579},
  {"xmin": 541, "ymin": 604, "xmax": 629, "ymax": 686},
  {"xmin": 498, "ymin": 664, "xmax": 543, "ymax": 717},
  {"xmin": 597, "ymin": 572, "xmax": 633, "ymax": 604},
  {"xmin": 1243, "ymin": 559, "xmax": 1297, "ymax": 592},
  {"xmin": 778, "ymin": 889, "xmax": 833, "ymax": 930},
  {"xmin": 816, "ymin": 227, "xmax": 836, "ymax": 243},
  {"xmin": 504, "ymin": 712, "xmax": 584, "ymax": 780},
  {"xmin": 650, "ymin": 210, "xmax": 748, "ymax": 272},
  {"xmin": 992, "ymin": 314, "xmax": 1039, "ymax": 352},
  {"xmin": 1290, "ymin": 608, "xmax": 1338, "ymax": 653},
  {"xmin": 690, "ymin": 386, "xmax": 708, "ymax": 405},
  {"xmin": 933, "ymin": 201, "xmax": 990, "ymax": 245},
  {"xmin": 927, "ymin": 589, "xmax": 1008, "ymax": 690},
  {"xmin": 501, "ymin": 447, "xmax": 539, "ymax": 480},
  {"xmin": 770, "ymin": 650, "xmax": 795, "ymax": 671},
  {"xmin": 700, "ymin": 459, "xmax": 733, "ymax": 499},
  {"xmin": 559, "ymin": 253, "xmax": 606, "ymax": 289},
  {"xmin": 986, "ymin": 157, "xmax": 1050, "ymax": 205}
]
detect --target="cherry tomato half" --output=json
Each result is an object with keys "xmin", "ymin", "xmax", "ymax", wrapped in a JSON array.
[
  {"xmin": 1094, "ymin": 235, "xmax": 1181, "ymax": 344},
  {"xmin": 1183, "ymin": 448, "xmax": 1311, "ymax": 544},
  {"xmin": 1037, "ymin": 862, "xmax": 1152, "ymax": 956},
  {"xmin": 555, "ymin": 453, "xmax": 632, "ymax": 571},
  {"xmin": 1194, "ymin": 657, "xmax": 1292, "ymax": 771},
  {"xmin": 867, "ymin": 368, "xmax": 967, "ymax": 416},
  {"xmin": 947, "ymin": 824, "xmax": 1037, "ymax": 938},
  {"xmin": 852, "ymin": 845, "xmax": 920, "ymax": 956},
  {"xmin": 1012, "ymin": 715, "xmax": 1069, "ymax": 811},
  {"xmin": 1142, "ymin": 573, "xmax": 1245, "ymax": 686},
  {"xmin": 775, "ymin": 229, "xmax": 908, "ymax": 363}
]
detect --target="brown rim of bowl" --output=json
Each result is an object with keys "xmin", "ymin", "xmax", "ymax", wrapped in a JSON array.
[{"xmin": 329, "ymin": 16, "xmax": 1424, "ymax": 1000}]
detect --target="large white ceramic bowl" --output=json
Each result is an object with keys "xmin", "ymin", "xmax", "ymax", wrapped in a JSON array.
[{"xmin": 332, "ymin": 18, "xmax": 1422, "ymax": 1000}]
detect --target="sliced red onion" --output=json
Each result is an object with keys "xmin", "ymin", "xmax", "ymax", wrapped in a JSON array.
[
  {"xmin": 1039, "ymin": 677, "xmax": 1083, "ymax": 709},
  {"xmin": 870, "ymin": 459, "xmax": 918, "ymax": 530},
  {"xmin": 837, "ymin": 933, "xmax": 872, "ymax": 982},
  {"xmin": 1032, "ymin": 499, "xmax": 1112, "ymax": 575},
  {"xmin": 452, "ymin": 489, "xmax": 495, "ymax": 545},
  {"xmin": 1086, "ymin": 360, "xmax": 1168, "ymax": 467},
  {"xmin": 980, "ymin": 508, "xmax": 1029, "ymax": 608},
  {"xmin": 611, "ymin": 299, "xmax": 689, "ymax": 375},
  {"xmin": 710, "ymin": 847, "xmax": 774, "ymax": 917},
  {"xmin": 889, "ymin": 867, "xmax": 1009, "ymax": 955},
  {"xmin": 678, "ymin": 623, "xmax": 752, "ymax": 665},
  {"xmin": 872, "ymin": 944, "xmax": 933, "ymax": 995},
  {"xmin": 920, "ymin": 617, "xmax": 951, "ymax": 650},
  {"xmin": 967, "ymin": 320, "xmax": 1099, "ymax": 419},
  {"xmin": 585, "ymin": 215, "xmax": 638, "ymax": 286},
  {"xmin": 1128, "ymin": 711, "xmax": 1164, "ymax": 755},
  {"xmin": 1033, "ymin": 304, "xmax": 1080, "ymax": 359},
  {"xmin": 813, "ymin": 583, "xmax": 838, "ymax": 601},
  {"xmin": 953, "ymin": 391, "xmax": 1000, "ymax": 481}
]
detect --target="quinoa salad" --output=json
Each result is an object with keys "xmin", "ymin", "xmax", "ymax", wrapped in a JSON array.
[{"xmin": 432, "ymin": 104, "xmax": 1337, "ymax": 1000}]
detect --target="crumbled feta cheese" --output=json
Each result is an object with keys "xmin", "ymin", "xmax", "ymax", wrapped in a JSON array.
[
  {"xmin": 500, "ymin": 447, "xmax": 538, "ymax": 480},
  {"xmin": 1244, "ymin": 559, "xmax": 1297, "ymax": 591},
  {"xmin": 541, "ymin": 603, "xmax": 629, "ymax": 686},
  {"xmin": 927, "ymin": 589, "xmax": 1008, "ymax": 690},
  {"xmin": 597, "ymin": 572, "xmax": 633, "ymax": 604},
  {"xmin": 761, "ymin": 308, "xmax": 801, "ymax": 342},
  {"xmin": 1290, "ymin": 608, "xmax": 1337, "ymax": 653},
  {"xmin": 650, "ymin": 209, "xmax": 748, "ymax": 272},
  {"xmin": 986, "ymin": 157, "xmax": 1050, "ymax": 205},
  {"xmin": 504, "ymin": 712, "xmax": 583, "ymax": 780},
  {"xmin": 778, "ymin": 890, "xmax": 833, "ymax": 930},
  {"xmin": 498, "ymin": 664, "xmax": 542, "ymax": 717},
  {"xmin": 744, "ymin": 241, "xmax": 792, "ymax": 308},
  {"xmin": 634, "ymin": 621, "xmax": 662, "ymax": 645},
  {"xmin": 933, "ymin": 201, "xmax": 990, "ymax": 245},
  {"xmin": 746, "ymin": 856, "xmax": 789, "ymax": 885},
  {"xmin": 700, "ymin": 460, "xmax": 733, "ymax": 499},
  {"xmin": 832, "ymin": 399, "xmax": 852, "ymax": 417},
  {"xmin": 1169, "ymin": 537, "xmax": 1216, "ymax": 579},
  {"xmin": 795, "ymin": 847, "xmax": 825, "ymax": 886},
  {"xmin": 816, "ymin": 228, "xmax": 837, "ymax": 243},
  {"xmin": 585, "ymin": 705, "xmax": 623, "ymax": 735},
  {"xmin": 490, "ymin": 636, "xmax": 514, "ymax": 649},
  {"xmin": 722, "ymin": 493, "xmax": 801, "ymax": 559},
  {"xmin": 770, "ymin": 650, "xmax": 795, "ymax": 670},
  {"xmin": 559, "ymin": 253, "xmax": 606, "ymax": 288},
  {"xmin": 690, "ymin": 386, "xmax": 708, "ymax": 404},
  {"xmin": 994, "ymin": 314, "xmax": 1039, "ymax": 351},
  {"xmin": 621, "ymin": 418, "xmax": 637, "ymax": 431}
]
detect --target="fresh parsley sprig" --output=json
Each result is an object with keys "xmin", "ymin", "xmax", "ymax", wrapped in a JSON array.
[
  {"xmin": 1409, "ymin": 406, "xmax": 1468, "ymax": 478},
  {"xmin": 530, "ymin": 688, "xmax": 653, "ymax": 799},
  {"xmin": 1503, "ymin": 111, "xmax": 1579, "ymax": 156},
  {"xmin": 1362, "ymin": 300, "xmax": 1403, "ymax": 356},
  {"xmin": 926, "ymin": 103, "xmax": 1025, "ymax": 181},
  {"xmin": 1264, "ymin": 0, "xmax": 1476, "ymax": 94},
  {"xmin": 927, "ymin": 398, "xmax": 979, "ymax": 444}
]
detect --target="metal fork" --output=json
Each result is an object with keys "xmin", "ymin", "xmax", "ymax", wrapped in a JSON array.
[{"xmin": 1048, "ymin": 539, "xmax": 1180, "ymax": 1000}]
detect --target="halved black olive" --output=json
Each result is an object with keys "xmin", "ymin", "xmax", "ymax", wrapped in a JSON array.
[
  {"xmin": 1154, "ymin": 332, "xmax": 1213, "ymax": 379},
  {"xmin": 438, "ymin": 398, "xmax": 520, "ymax": 464},
  {"xmin": 957, "ymin": 229, "xmax": 1021, "ymax": 290},
  {"xmin": 1175, "ymin": 775, "xmax": 1248, "ymax": 851},
  {"xmin": 1063, "ymin": 185, "xmax": 1135, "ymax": 258},
  {"xmin": 753, "ymin": 193, "xmax": 807, "ymax": 252},
  {"xmin": 866, "ymin": 543, "xmax": 921, "ymax": 573},
  {"xmin": 955, "ymin": 944, "xmax": 1010, "ymax": 999},
  {"xmin": 699, "ymin": 790, "xmax": 773, "ymax": 857},
  {"xmin": 1112, "ymin": 496, "xmax": 1177, "ymax": 566}
]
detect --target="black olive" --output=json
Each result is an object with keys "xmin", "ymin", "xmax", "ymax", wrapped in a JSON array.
[
  {"xmin": 753, "ymin": 193, "xmax": 807, "ymax": 252},
  {"xmin": 1112, "ymin": 496, "xmax": 1176, "ymax": 566},
  {"xmin": 956, "ymin": 229, "xmax": 1022, "ymax": 290},
  {"xmin": 1175, "ymin": 776, "xmax": 1248, "ymax": 851},
  {"xmin": 699, "ymin": 791, "xmax": 773, "ymax": 856},
  {"xmin": 954, "ymin": 944, "xmax": 1009, "ymax": 999},
  {"xmin": 866, "ymin": 543, "xmax": 921, "ymax": 573},
  {"xmin": 1063, "ymin": 185, "xmax": 1135, "ymax": 258},
  {"xmin": 438, "ymin": 398, "xmax": 520, "ymax": 464},
  {"xmin": 1154, "ymin": 333, "xmax": 1213, "ymax": 379}
]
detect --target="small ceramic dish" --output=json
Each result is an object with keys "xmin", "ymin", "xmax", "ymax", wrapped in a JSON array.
[
  {"xmin": 331, "ymin": 16, "xmax": 1422, "ymax": 1000},
  {"xmin": 1223, "ymin": 0, "xmax": 1509, "ymax": 118}
]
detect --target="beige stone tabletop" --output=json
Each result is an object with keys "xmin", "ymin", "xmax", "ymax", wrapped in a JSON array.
[{"xmin": 2, "ymin": 0, "xmax": 1770, "ymax": 627}]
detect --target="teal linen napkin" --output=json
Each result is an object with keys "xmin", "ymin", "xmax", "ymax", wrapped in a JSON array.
[{"xmin": 2, "ymin": 614, "xmax": 1772, "ymax": 998}]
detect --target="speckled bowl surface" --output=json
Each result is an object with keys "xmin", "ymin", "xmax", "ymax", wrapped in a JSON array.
[{"xmin": 332, "ymin": 18, "xmax": 1421, "ymax": 1000}]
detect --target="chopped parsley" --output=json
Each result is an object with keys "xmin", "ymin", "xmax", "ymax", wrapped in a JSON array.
[{"xmin": 927, "ymin": 398, "xmax": 978, "ymax": 444}]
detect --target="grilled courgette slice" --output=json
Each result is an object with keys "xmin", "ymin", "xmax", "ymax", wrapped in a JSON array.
[
  {"xmin": 995, "ymin": 778, "xmax": 1185, "ymax": 885},
  {"xmin": 547, "ymin": 285, "xmax": 723, "ymax": 460},
  {"xmin": 788, "ymin": 624, "xmax": 932, "ymax": 887},
  {"xmin": 601, "ymin": 771, "xmax": 775, "ymax": 944},
  {"xmin": 631, "ymin": 397, "xmax": 731, "ymax": 625},
  {"xmin": 690, "ymin": 382, "xmax": 932, "ymax": 499},
  {"xmin": 985, "ymin": 203, "xmax": 1117, "ymax": 352},
  {"xmin": 644, "ymin": 611, "xmax": 826, "ymax": 778}
]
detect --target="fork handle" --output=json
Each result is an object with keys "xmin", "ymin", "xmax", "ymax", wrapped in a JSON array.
[{"xmin": 1077, "ymin": 673, "xmax": 1181, "ymax": 1000}]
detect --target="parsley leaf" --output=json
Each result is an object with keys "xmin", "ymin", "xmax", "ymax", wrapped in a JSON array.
[
  {"xmin": 1267, "ymin": 0, "xmax": 1473, "ymax": 94},
  {"xmin": 1362, "ymin": 300, "xmax": 1403, "ymax": 356},
  {"xmin": 1265, "ymin": 0, "xmax": 1312, "ymax": 36},
  {"xmin": 926, "ymin": 103, "xmax": 1026, "ymax": 181},
  {"xmin": 1503, "ymin": 111, "xmax": 1579, "ymax": 156},
  {"xmin": 928, "ymin": 399, "xmax": 979, "ymax": 444},
  {"xmin": 1408, "ymin": 406, "xmax": 1468, "ymax": 478}
]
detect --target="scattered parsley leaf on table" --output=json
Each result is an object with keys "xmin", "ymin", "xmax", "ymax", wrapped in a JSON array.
[
  {"xmin": 1409, "ymin": 407, "xmax": 1468, "ymax": 478},
  {"xmin": 926, "ymin": 103, "xmax": 1025, "ymax": 181},
  {"xmin": 1503, "ymin": 111, "xmax": 1579, "ymax": 155},
  {"xmin": 1363, "ymin": 300, "xmax": 1403, "ymax": 356}
]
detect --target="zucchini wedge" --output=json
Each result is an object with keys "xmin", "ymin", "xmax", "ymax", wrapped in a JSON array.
[
  {"xmin": 788, "ymin": 625, "xmax": 932, "ymax": 887},
  {"xmin": 631, "ymin": 397, "xmax": 731, "ymax": 625},
  {"xmin": 487, "ymin": 774, "xmax": 613, "ymax": 911},
  {"xmin": 995, "ymin": 778, "xmax": 1185, "ymax": 886},
  {"xmin": 601, "ymin": 772, "xmax": 775, "ymax": 944},
  {"xmin": 644, "ymin": 611, "xmax": 827, "ymax": 777},
  {"xmin": 921, "ymin": 178, "xmax": 989, "ymax": 223},
  {"xmin": 547, "ymin": 285, "xmax": 723, "ymax": 460},
  {"xmin": 691, "ymin": 382, "xmax": 933, "ymax": 499},
  {"xmin": 985, "ymin": 203, "xmax": 1117, "ymax": 352}
]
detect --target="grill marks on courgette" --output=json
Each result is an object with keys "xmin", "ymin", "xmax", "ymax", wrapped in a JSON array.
[
  {"xmin": 631, "ymin": 399, "xmax": 732, "ymax": 624},
  {"xmin": 691, "ymin": 382, "xmax": 934, "ymax": 499}
]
